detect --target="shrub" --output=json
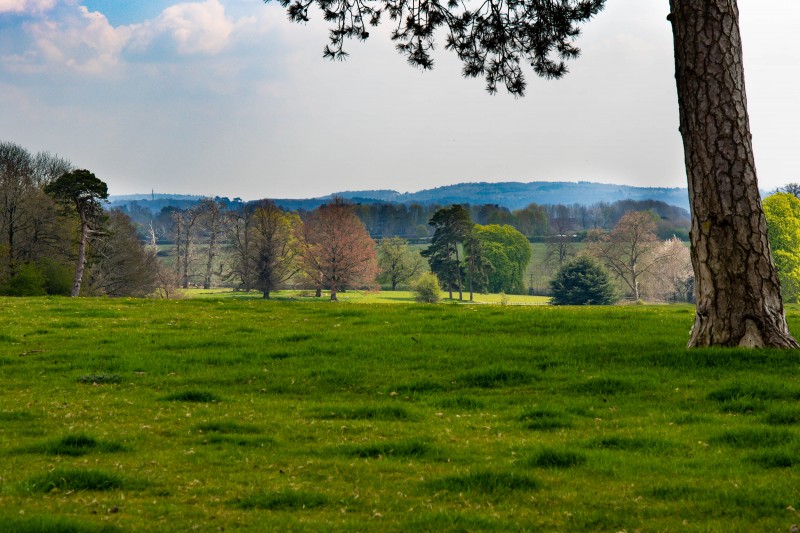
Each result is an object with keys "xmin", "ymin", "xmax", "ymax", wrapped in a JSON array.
[
  {"xmin": 550, "ymin": 256, "xmax": 617, "ymax": 305},
  {"xmin": 412, "ymin": 272, "xmax": 442, "ymax": 303},
  {"xmin": 4, "ymin": 263, "xmax": 47, "ymax": 296}
]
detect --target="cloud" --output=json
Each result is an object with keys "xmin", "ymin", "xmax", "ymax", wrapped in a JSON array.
[
  {"xmin": 3, "ymin": 0, "xmax": 261, "ymax": 76},
  {"xmin": 0, "ymin": 0, "xmax": 56, "ymax": 14}
]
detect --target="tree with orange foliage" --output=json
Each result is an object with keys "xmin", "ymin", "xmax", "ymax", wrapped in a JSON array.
[{"xmin": 297, "ymin": 199, "xmax": 378, "ymax": 301}]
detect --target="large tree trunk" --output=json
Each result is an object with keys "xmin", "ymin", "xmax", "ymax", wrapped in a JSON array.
[{"xmin": 669, "ymin": 0, "xmax": 797, "ymax": 348}]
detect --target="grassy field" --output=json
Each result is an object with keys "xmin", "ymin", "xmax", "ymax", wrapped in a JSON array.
[
  {"xmin": 2, "ymin": 297, "xmax": 800, "ymax": 531},
  {"xmin": 184, "ymin": 288, "xmax": 551, "ymax": 305}
]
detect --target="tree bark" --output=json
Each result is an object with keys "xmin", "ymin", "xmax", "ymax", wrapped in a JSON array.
[{"xmin": 669, "ymin": 0, "xmax": 797, "ymax": 347}]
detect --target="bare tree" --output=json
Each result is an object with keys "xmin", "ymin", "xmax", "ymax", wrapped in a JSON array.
[
  {"xmin": 589, "ymin": 211, "xmax": 666, "ymax": 301},
  {"xmin": 297, "ymin": 199, "xmax": 379, "ymax": 301},
  {"xmin": 225, "ymin": 205, "xmax": 254, "ymax": 292},
  {"xmin": 198, "ymin": 198, "xmax": 224, "ymax": 289},
  {"xmin": 649, "ymin": 237, "xmax": 693, "ymax": 303}
]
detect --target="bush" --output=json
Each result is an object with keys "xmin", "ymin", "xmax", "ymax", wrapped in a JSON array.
[
  {"xmin": 4, "ymin": 263, "xmax": 47, "ymax": 296},
  {"xmin": 550, "ymin": 257, "xmax": 617, "ymax": 305},
  {"xmin": 412, "ymin": 272, "xmax": 442, "ymax": 303}
]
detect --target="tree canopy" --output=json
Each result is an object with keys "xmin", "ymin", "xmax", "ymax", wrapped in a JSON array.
[{"xmin": 763, "ymin": 193, "xmax": 800, "ymax": 303}]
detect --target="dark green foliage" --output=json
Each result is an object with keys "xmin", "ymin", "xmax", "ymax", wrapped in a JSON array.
[
  {"xmin": 77, "ymin": 374, "xmax": 122, "ymax": 384},
  {"xmin": 38, "ymin": 258, "xmax": 73, "ymax": 296},
  {"xmin": 25, "ymin": 469, "xmax": 125, "ymax": 493},
  {"xmin": 4, "ymin": 263, "xmax": 47, "ymax": 296},
  {"xmin": 20, "ymin": 434, "xmax": 127, "ymax": 456},
  {"xmin": 233, "ymin": 490, "xmax": 328, "ymax": 510},
  {"xmin": 527, "ymin": 448, "xmax": 587, "ymax": 469},
  {"xmin": 422, "ymin": 205, "xmax": 472, "ymax": 297},
  {"xmin": 472, "ymin": 224, "xmax": 532, "ymax": 294},
  {"xmin": 550, "ymin": 256, "xmax": 617, "ymax": 305},
  {"xmin": 161, "ymin": 390, "xmax": 221, "ymax": 403},
  {"xmin": 427, "ymin": 472, "xmax": 540, "ymax": 496}
]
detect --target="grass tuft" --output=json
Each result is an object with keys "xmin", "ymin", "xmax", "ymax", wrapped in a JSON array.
[
  {"xmin": 708, "ymin": 428, "xmax": 794, "ymax": 449},
  {"xmin": 24, "ymin": 469, "xmax": 126, "ymax": 493},
  {"xmin": 527, "ymin": 448, "xmax": 587, "ymax": 469},
  {"xmin": 0, "ymin": 515, "xmax": 120, "ymax": 533},
  {"xmin": 588, "ymin": 435, "xmax": 681, "ymax": 454},
  {"xmin": 311, "ymin": 405, "xmax": 411, "ymax": 421},
  {"xmin": 427, "ymin": 471, "xmax": 540, "ymax": 496},
  {"xmin": 707, "ymin": 382, "xmax": 788, "ymax": 402},
  {"xmin": 459, "ymin": 368, "xmax": 533, "ymax": 388},
  {"xmin": 233, "ymin": 490, "xmax": 328, "ymax": 510},
  {"xmin": 0, "ymin": 410, "xmax": 35, "ymax": 422},
  {"xmin": 747, "ymin": 451, "xmax": 795, "ymax": 469},
  {"xmin": 77, "ymin": 374, "xmax": 122, "ymax": 384},
  {"xmin": 433, "ymin": 396, "xmax": 484, "ymax": 410},
  {"xmin": 764, "ymin": 407, "xmax": 800, "ymax": 426},
  {"xmin": 195, "ymin": 421, "xmax": 261, "ymax": 434},
  {"xmin": 161, "ymin": 390, "xmax": 221, "ymax": 403},
  {"xmin": 518, "ymin": 408, "xmax": 572, "ymax": 430},
  {"xmin": 338, "ymin": 440, "xmax": 435, "ymax": 459},
  {"xmin": 570, "ymin": 377, "xmax": 637, "ymax": 395},
  {"xmin": 20, "ymin": 434, "xmax": 127, "ymax": 456}
]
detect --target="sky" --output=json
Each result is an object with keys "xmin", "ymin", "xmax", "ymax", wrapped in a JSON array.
[{"xmin": 0, "ymin": 0, "xmax": 798, "ymax": 200}]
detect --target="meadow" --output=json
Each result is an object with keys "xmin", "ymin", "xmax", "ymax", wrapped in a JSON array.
[{"xmin": 1, "ymin": 296, "xmax": 800, "ymax": 531}]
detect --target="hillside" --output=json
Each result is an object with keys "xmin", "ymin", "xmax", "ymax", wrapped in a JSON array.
[{"xmin": 110, "ymin": 181, "xmax": 690, "ymax": 212}]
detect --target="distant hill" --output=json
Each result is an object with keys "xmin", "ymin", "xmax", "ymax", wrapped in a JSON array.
[
  {"xmin": 274, "ymin": 181, "xmax": 690, "ymax": 211},
  {"xmin": 109, "ymin": 181, "xmax": 690, "ymax": 212}
]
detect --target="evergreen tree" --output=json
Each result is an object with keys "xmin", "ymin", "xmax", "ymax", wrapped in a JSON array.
[{"xmin": 550, "ymin": 257, "xmax": 616, "ymax": 306}]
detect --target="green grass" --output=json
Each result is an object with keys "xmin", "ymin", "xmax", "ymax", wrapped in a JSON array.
[{"xmin": 1, "ymin": 296, "xmax": 800, "ymax": 530}]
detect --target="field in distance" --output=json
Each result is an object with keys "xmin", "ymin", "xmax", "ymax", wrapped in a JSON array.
[
  {"xmin": 1, "ymin": 297, "xmax": 800, "ymax": 531},
  {"xmin": 184, "ymin": 288, "xmax": 551, "ymax": 305}
]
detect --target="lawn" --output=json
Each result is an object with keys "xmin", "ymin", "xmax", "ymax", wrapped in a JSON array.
[
  {"xmin": 183, "ymin": 288, "xmax": 551, "ymax": 305},
  {"xmin": 1, "ymin": 297, "xmax": 800, "ymax": 531}
]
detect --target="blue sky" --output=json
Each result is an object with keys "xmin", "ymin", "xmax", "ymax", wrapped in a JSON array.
[{"xmin": 1, "ymin": 0, "xmax": 798, "ymax": 200}]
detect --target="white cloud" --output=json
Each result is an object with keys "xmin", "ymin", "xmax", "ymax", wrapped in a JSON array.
[
  {"xmin": 0, "ymin": 0, "xmax": 56, "ymax": 14},
  {"xmin": 158, "ymin": 0, "xmax": 234, "ymax": 54},
  {"xmin": 19, "ymin": 7, "xmax": 131, "ymax": 75}
]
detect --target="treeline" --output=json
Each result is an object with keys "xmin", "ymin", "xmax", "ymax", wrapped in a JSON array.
[
  {"xmin": 0, "ymin": 141, "xmax": 158, "ymax": 297},
  {"xmin": 120, "ymin": 196, "xmax": 690, "ymax": 243}
]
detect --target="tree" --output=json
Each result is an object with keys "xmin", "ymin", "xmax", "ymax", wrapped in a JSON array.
[
  {"xmin": 225, "ymin": 205, "xmax": 255, "ymax": 292},
  {"xmin": 86, "ymin": 210, "xmax": 158, "ymax": 297},
  {"xmin": 250, "ymin": 200, "xmax": 301, "ymax": 299},
  {"xmin": 544, "ymin": 206, "xmax": 577, "ymax": 272},
  {"xmin": 297, "ymin": 198, "xmax": 378, "ymax": 301},
  {"xmin": 412, "ymin": 272, "xmax": 442, "ymax": 303},
  {"xmin": 269, "ymin": 0, "xmax": 797, "ymax": 347},
  {"xmin": 472, "ymin": 224, "xmax": 531, "ymax": 294},
  {"xmin": 589, "ymin": 211, "xmax": 665, "ymax": 301},
  {"xmin": 198, "ymin": 198, "xmax": 225, "ymax": 290},
  {"xmin": 43, "ymin": 169, "xmax": 108, "ymax": 297},
  {"xmin": 763, "ymin": 193, "xmax": 800, "ymax": 304},
  {"xmin": 377, "ymin": 237, "xmax": 424, "ymax": 290},
  {"xmin": 550, "ymin": 256, "xmax": 616, "ymax": 305},
  {"xmin": 422, "ymin": 205, "xmax": 472, "ymax": 300}
]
